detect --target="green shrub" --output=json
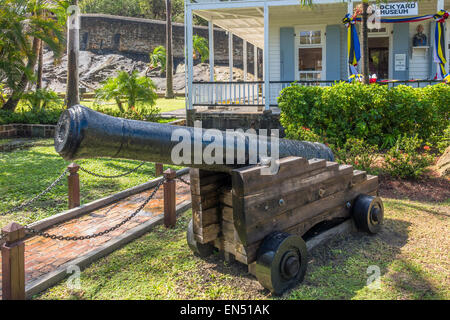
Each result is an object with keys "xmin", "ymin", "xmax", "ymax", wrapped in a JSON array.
[
  {"xmin": 384, "ymin": 135, "xmax": 434, "ymax": 179},
  {"xmin": 22, "ymin": 88, "xmax": 63, "ymax": 110},
  {"xmin": 93, "ymin": 104, "xmax": 160, "ymax": 122},
  {"xmin": 333, "ymin": 138, "xmax": 378, "ymax": 174},
  {"xmin": 435, "ymin": 124, "xmax": 450, "ymax": 154},
  {"xmin": 0, "ymin": 105, "xmax": 64, "ymax": 125},
  {"xmin": 278, "ymin": 82, "xmax": 450, "ymax": 148}
]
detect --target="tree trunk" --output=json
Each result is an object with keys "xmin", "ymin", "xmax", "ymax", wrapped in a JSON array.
[
  {"xmin": 361, "ymin": 1, "xmax": 370, "ymax": 84},
  {"xmin": 2, "ymin": 37, "xmax": 41, "ymax": 111},
  {"xmin": 115, "ymin": 97, "xmax": 124, "ymax": 113},
  {"xmin": 66, "ymin": 0, "xmax": 80, "ymax": 108},
  {"xmin": 165, "ymin": 0, "xmax": 174, "ymax": 99},
  {"xmin": 37, "ymin": 39, "xmax": 43, "ymax": 90}
]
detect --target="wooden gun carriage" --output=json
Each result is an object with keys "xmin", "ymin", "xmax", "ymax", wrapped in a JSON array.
[
  {"xmin": 55, "ymin": 105, "xmax": 384, "ymax": 295},
  {"xmin": 188, "ymin": 157, "xmax": 383, "ymax": 294}
]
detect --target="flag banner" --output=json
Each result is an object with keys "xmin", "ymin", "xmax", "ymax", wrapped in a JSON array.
[
  {"xmin": 343, "ymin": 13, "xmax": 361, "ymax": 75},
  {"xmin": 433, "ymin": 10, "xmax": 449, "ymax": 80}
]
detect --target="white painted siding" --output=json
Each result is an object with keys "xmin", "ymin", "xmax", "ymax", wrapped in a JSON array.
[
  {"xmin": 264, "ymin": 0, "xmax": 448, "ymax": 85},
  {"xmin": 268, "ymin": 3, "xmax": 348, "ymax": 85}
]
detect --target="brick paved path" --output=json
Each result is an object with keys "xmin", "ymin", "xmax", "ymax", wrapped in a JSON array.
[{"xmin": 0, "ymin": 177, "xmax": 191, "ymax": 298}]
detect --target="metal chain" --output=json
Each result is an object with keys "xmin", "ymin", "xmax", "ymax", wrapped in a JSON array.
[
  {"xmin": 78, "ymin": 161, "xmax": 146, "ymax": 179},
  {"xmin": 25, "ymin": 177, "xmax": 165, "ymax": 241},
  {"xmin": 177, "ymin": 176, "xmax": 190, "ymax": 186},
  {"xmin": 0, "ymin": 168, "xmax": 69, "ymax": 216}
]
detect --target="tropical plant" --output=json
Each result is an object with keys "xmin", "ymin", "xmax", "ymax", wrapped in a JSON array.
[
  {"xmin": 22, "ymin": 88, "xmax": 63, "ymax": 110},
  {"xmin": 95, "ymin": 70, "xmax": 158, "ymax": 113},
  {"xmin": 0, "ymin": 0, "xmax": 68, "ymax": 111},
  {"xmin": 149, "ymin": 46, "xmax": 166, "ymax": 72},
  {"xmin": 193, "ymin": 35, "xmax": 209, "ymax": 63}
]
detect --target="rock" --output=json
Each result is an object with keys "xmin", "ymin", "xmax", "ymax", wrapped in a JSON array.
[
  {"xmin": 40, "ymin": 50, "xmax": 256, "ymax": 94},
  {"xmin": 436, "ymin": 146, "xmax": 450, "ymax": 177}
]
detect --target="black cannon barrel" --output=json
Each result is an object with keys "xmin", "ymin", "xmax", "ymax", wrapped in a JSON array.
[{"xmin": 55, "ymin": 105, "xmax": 334, "ymax": 172}]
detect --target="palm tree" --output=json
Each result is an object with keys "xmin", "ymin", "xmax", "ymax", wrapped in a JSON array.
[
  {"xmin": 165, "ymin": 0, "xmax": 174, "ymax": 98},
  {"xmin": 66, "ymin": 0, "xmax": 80, "ymax": 107},
  {"xmin": 0, "ymin": 0, "xmax": 66, "ymax": 111},
  {"xmin": 95, "ymin": 70, "xmax": 158, "ymax": 112},
  {"xmin": 193, "ymin": 35, "xmax": 209, "ymax": 63},
  {"xmin": 361, "ymin": 1, "xmax": 370, "ymax": 84}
]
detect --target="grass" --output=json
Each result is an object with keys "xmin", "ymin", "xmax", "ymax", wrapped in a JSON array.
[
  {"xmin": 80, "ymin": 97, "xmax": 185, "ymax": 114},
  {"xmin": 36, "ymin": 196, "xmax": 449, "ymax": 300},
  {"xmin": 0, "ymin": 139, "xmax": 180, "ymax": 229},
  {"xmin": 2, "ymin": 139, "xmax": 448, "ymax": 300}
]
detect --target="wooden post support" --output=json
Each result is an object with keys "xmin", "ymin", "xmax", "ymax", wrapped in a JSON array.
[
  {"xmin": 1, "ymin": 222, "xmax": 26, "ymax": 300},
  {"xmin": 163, "ymin": 168, "xmax": 177, "ymax": 228},
  {"xmin": 155, "ymin": 163, "xmax": 164, "ymax": 176},
  {"xmin": 67, "ymin": 163, "xmax": 80, "ymax": 209}
]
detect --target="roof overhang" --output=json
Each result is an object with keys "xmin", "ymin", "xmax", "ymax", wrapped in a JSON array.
[{"xmin": 194, "ymin": 7, "xmax": 265, "ymax": 48}]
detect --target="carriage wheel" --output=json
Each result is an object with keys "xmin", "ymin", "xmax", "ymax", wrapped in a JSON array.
[
  {"xmin": 186, "ymin": 219, "xmax": 214, "ymax": 257},
  {"xmin": 255, "ymin": 232, "xmax": 307, "ymax": 295},
  {"xmin": 353, "ymin": 195, "xmax": 384, "ymax": 234}
]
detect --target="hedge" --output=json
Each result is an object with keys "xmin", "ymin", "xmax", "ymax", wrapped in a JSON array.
[
  {"xmin": 0, "ymin": 104, "xmax": 162, "ymax": 125},
  {"xmin": 278, "ymin": 82, "xmax": 450, "ymax": 148}
]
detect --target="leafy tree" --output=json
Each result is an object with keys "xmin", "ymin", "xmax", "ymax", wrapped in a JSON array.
[
  {"xmin": 193, "ymin": 35, "xmax": 209, "ymax": 63},
  {"xmin": 80, "ymin": 0, "xmax": 186, "ymax": 22},
  {"xmin": 95, "ymin": 70, "xmax": 158, "ymax": 113},
  {"xmin": 0, "ymin": 0, "xmax": 67, "ymax": 111}
]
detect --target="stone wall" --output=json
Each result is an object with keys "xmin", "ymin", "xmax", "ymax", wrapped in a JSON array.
[
  {"xmin": 0, "ymin": 124, "xmax": 56, "ymax": 139},
  {"xmin": 80, "ymin": 14, "xmax": 256, "ymax": 69}
]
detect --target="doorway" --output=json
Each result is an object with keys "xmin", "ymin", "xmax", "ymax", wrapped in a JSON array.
[{"xmin": 368, "ymin": 37, "xmax": 389, "ymax": 80}]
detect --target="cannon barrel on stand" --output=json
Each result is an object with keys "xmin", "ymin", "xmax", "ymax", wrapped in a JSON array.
[
  {"xmin": 54, "ymin": 105, "xmax": 334, "ymax": 171},
  {"xmin": 54, "ymin": 105, "xmax": 383, "ymax": 295}
]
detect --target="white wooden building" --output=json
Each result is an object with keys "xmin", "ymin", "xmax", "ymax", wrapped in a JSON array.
[{"xmin": 184, "ymin": 0, "xmax": 449, "ymax": 110}]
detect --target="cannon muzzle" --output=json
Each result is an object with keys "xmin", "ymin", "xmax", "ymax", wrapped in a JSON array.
[{"xmin": 55, "ymin": 105, "xmax": 334, "ymax": 172}]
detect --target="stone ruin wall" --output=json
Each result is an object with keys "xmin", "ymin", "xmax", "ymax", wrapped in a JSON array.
[{"xmin": 80, "ymin": 14, "xmax": 258, "ymax": 70}]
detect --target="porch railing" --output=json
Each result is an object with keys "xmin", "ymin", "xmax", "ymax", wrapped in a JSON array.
[
  {"xmin": 192, "ymin": 80, "xmax": 444, "ymax": 107},
  {"xmin": 192, "ymin": 81, "xmax": 264, "ymax": 106}
]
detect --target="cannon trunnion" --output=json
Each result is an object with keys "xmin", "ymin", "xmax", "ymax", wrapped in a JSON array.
[{"xmin": 187, "ymin": 157, "xmax": 383, "ymax": 295}]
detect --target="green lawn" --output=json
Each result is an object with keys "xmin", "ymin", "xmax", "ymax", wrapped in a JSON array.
[
  {"xmin": 2, "ymin": 139, "xmax": 448, "ymax": 300},
  {"xmin": 0, "ymin": 139, "xmax": 180, "ymax": 229},
  {"xmin": 80, "ymin": 97, "xmax": 185, "ymax": 114},
  {"xmin": 37, "ymin": 197, "xmax": 449, "ymax": 300}
]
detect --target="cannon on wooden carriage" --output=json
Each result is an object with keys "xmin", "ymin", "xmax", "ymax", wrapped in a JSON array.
[{"xmin": 54, "ymin": 105, "xmax": 384, "ymax": 295}]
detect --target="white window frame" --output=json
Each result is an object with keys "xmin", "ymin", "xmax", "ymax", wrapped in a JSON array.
[{"xmin": 294, "ymin": 25, "xmax": 326, "ymax": 81}]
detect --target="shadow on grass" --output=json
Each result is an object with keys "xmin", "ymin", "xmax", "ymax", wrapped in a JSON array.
[{"xmin": 391, "ymin": 201, "xmax": 450, "ymax": 218}]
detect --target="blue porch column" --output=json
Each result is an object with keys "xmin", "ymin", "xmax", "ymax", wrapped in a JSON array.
[
  {"xmin": 393, "ymin": 23, "xmax": 410, "ymax": 80},
  {"xmin": 280, "ymin": 27, "xmax": 295, "ymax": 81},
  {"xmin": 326, "ymin": 25, "xmax": 341, "ymax": 81}
]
